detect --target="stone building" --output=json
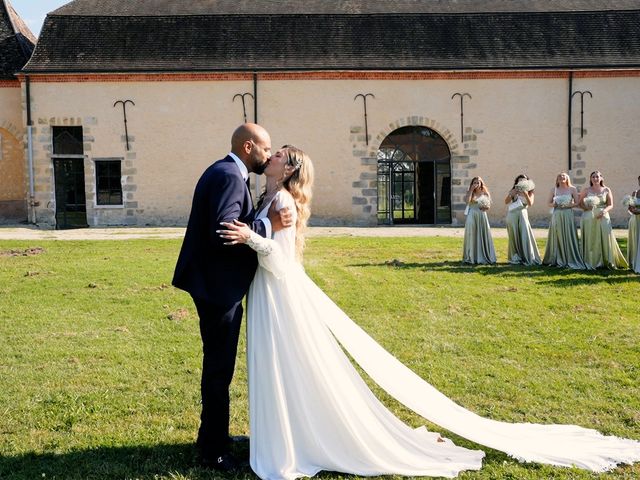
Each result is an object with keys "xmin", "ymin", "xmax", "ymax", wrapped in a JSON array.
[
  {"xmin": 12, "ymin": 0, "xmax": 640, "ymax": 228},
  {"xmin": 0, "ymin": 0, "xmax": 34, "ymax": 224}
]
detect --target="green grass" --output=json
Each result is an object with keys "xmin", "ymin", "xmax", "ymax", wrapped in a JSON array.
[{"xmin": 0, "ymin": 237, "xmax": 638, "ymax": 480}]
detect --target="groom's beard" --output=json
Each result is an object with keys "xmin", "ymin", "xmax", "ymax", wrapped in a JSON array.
[
  {"xmin": 249, "ymin": 149, "xmax": 267, "ymax": 175},
  {"xmin": 253, "ymin": 162, "xmax": 267, "ymax": 175}
]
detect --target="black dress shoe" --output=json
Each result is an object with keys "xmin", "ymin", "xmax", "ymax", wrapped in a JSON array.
[{"xmin": 199, "ymin": 452, "xmax": 239, "ymax": 472}]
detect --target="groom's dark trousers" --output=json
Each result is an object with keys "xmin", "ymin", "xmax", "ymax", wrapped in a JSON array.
[
  {"xmin": 192, "ymin": 298, "xmax": 243, "ymax": 454},
  {"xmin": 172, "ymin": 156, "xmax": 266, "ymax": 456}
]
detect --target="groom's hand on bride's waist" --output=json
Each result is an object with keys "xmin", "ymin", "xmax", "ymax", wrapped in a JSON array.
[{"xmin": 269, "ymin": 203, "xmax": 293, "ymax": 232}]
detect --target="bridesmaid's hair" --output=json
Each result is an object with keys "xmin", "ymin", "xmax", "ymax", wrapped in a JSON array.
[
  {"xmin": 555, "ymin": 172, "xmax": 574, "ymax": 188},
  {"xmin": 282, "ymin": 145, "xmax": 314, "ymax": 260},
  {"xmin": 589, "ymin": 171, "xmax": 605, "ymax": 187},
  {"xmin": 512, "ymin": 174, "xmax": 528, "ymax": 187},
  {"xmin": 469, "ymin": 176, "xmax": 490, "ymax": 196}
]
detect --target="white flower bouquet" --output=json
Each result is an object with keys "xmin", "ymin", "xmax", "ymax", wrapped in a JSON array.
[
  {"xmin": 622, "ymin": 195, "xmax": 637, "ymax": 207},
  {"xmin": 476, "ymin": 195, "xmax": 491, "ymax": 209},
  {"xmin": 553, "ymin": 196, "xmax": 573, "ymax": 208},
  {"xmin": 583, "ymin": 196, "xmax": 599, "ymax": 210},
  {"xmin": 515, "ymin": 179, "xmax": 535, "ymax": 192}
]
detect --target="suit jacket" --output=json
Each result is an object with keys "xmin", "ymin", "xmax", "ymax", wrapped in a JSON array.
[{"xmin": 172, "ymin": 156, "xmax": 267, "ymax": 307}]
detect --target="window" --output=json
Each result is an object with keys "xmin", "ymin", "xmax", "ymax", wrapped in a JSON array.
[
  {"xmin": 95, "ymin": 160, "xmax": 123, "ymax": 206},
  {"xmin": 52, "ymin": 126, "xmax": 83, "ymax": 155}
]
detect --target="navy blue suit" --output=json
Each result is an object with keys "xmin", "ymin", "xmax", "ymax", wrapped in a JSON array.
[{"xmin": 173, "ymin": 156, "xmax": 266, "ymax": 455}]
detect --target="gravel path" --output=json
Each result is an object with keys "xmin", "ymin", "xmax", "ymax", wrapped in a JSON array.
[
  {"xmin": 0, "ymin": 224, "xmax": 631, "ymax": 240},
  {"xmin": 0, "ymin": 225, "xmax": 550, "ymax": 240}
]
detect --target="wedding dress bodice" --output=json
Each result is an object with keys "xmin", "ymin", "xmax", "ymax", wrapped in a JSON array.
[{"xmin": 247, "ymin": 191, "xmax": 299, "ymax": 277}]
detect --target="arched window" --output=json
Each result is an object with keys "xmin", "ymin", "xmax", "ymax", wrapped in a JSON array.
[{"xmin": 377, "ymin": 126, "xmax": 451, "ymax": 224}]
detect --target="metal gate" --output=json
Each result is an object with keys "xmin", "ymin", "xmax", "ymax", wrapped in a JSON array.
[{"xmin": 377, "ymin": 126, "xmax": 451, "ymax": 225}]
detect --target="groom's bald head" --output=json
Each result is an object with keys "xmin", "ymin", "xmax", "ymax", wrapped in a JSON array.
[{"xmin": 230, "ymin": 123, "xmax": 272, "ymax": 174}]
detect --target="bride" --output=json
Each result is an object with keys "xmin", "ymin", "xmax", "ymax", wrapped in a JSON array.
[{"xmin": 219, "ymin": 146, "xmax": 640, "ymax": 479}]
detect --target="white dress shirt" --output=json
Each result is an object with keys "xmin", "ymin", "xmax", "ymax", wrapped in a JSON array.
[{"xmin": 228, "ymin": 152, "xmax": 272, "ymax": 238}]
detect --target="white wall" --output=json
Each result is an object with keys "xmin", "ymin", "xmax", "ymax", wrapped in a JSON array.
[{"xmin": 26, "ymin": 74, "xmax": 640, "ymax": 227}]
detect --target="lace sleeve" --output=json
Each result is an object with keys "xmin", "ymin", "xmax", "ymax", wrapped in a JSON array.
[
  {"xmin": 246, "ymin": 230, "xmax": 274, "ymax": 256},
  {"xmin": 245, "ymin": 230, "xmax": 290, "ymax": 279}
]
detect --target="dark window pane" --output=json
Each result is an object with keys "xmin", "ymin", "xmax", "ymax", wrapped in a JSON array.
[
  {"xmin": 53, "ymin": 127, "xmax": 83, "ymax": 155},
  {"xmin": 95, "ymin": 161, "xmax": 122, "ymax": 205}
]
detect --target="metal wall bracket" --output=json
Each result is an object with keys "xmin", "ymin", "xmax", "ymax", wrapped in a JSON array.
[
  {"xmin": 571, "ymin": 90, "xmax": 593, "ymax": 138},
  {"xmin": 233, "ymin": 92, "xmax": 255, "ymax": 123},
  {"xmin": 113, "ymin": 100, "xmax": 135, "ymax": 151},
  {"xmin": 451, "ymin": 93, "xmax": 472, "ymax": 143},
  {"xmin": 354, "ymin": 93, "xmax": 375, "ymax": 145}
]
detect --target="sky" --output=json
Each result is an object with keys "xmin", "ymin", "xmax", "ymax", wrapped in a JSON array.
[{"xmin": 10, "ymin": 0, "xmax": 71, "ymax": 36}]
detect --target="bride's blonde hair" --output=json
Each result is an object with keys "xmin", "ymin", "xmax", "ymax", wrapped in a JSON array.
[{"xmin": 282, "ymin": 145, "xmax": 314, "ymax": 260}]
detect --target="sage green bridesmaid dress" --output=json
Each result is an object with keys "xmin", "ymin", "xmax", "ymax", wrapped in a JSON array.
[
  {"xmin": 580, "ymin": 192, "xmax": 628, "ymax": 270},
  {"xmin": 506, "ymin": 195, "xmax": 541, "ymax": 265},
  {"xmin": 542, "ymin": 194, "xmax": 585, "ymax": 269},
  {"xmin": 463, "ymin": 200, "xmax": 497, "ymax": 264},
  {"xmin": 628, "ymin": 196, "xmax": 640, "ymax": 273}
]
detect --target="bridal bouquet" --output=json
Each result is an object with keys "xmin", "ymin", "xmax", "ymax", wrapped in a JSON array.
[
  {"xmin": 583, "ymin": 196, "xmax": 599, "ymax": 209},
  {"xmin": 515, "ymin": 179, "xmax": 535, "ymax": 192},
  {"xmin": 622, "ymin": 195, "xmax": 637, "ymax": 207},
  {"xmin": 553, "ymin": 196, "xmax": 573, "ymax": 208},
  {"xmin": 476, "ymin": 195, "xmax": 491, "ymax": 209}
]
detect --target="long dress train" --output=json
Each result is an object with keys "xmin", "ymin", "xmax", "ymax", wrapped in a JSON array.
[
  {"xmin": 462, "ymin": 201, "xmax": 496, "ymax": 264},
  {"xmin": 580, "ymin": 192, "xmax": 628, "ymax": 270},
  {"xmin": 247, "ymin": 191, "xmax": 640, "ymax": 480},
  {"xmin": 506, "ymin": 196, "xmax": 541, "ymax": 265},
  {"xmin": 542, "ymin": 194, "xmax": 585, "ymax": 269}
]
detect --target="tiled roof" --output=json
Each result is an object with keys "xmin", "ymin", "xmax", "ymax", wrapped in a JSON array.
[
  {"xmin": 48, "ymin": 0, "xmax": 640, "ymax": 16},
  {"xmin": 24, "ymin": 0, "xmax": 640, "ymax": 73},
  {"xmin": 1, "ymin": 0, "xmax": 35, "ymax": 79}
]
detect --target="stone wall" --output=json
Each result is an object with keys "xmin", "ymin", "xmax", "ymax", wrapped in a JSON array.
[
  {"xmin": 0, "ymin": 83, "xmax": 26, "ymax": 223},
  {"xmin": 19, "ymin": 72, "xmax": 640, "ymax": 228}
]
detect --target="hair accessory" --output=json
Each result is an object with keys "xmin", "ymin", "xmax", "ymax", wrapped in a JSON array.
[{"xmin": 290, "ymin": 155, "xmax": 303, "ymax": 170}]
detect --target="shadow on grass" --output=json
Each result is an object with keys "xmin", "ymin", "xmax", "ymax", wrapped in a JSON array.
[
  {"xmin": 348, "ymin": 260, "xmax": 638, "ymax": 285},
  {"xmin": 0, "ymin": 434, "xmax": 520, "ymax": 480},
  {"xmin": 0, "ymin": 440, "xmax": 524, "ymax": 480},
  {"xmin": 0, "ymin": 442, "xmax": 254, "ymax": 480}
]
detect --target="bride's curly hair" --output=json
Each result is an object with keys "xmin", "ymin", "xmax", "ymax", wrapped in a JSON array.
[{"xmin": 282, "ymin": 145, "xmax": 314, "ymax": 259}]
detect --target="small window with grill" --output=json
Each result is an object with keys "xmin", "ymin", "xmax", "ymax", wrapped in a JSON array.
[{"xmin": 95, "ymin": 160, "xmax": 123, "ymax": 206}]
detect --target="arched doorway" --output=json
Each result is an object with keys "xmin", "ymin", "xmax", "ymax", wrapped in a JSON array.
[{"xmin": 377, "ymin": 126, "xmax": 451, "ymax": 224}]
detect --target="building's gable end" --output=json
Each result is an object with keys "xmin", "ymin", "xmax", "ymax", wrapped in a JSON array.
[{"xmin": 0, "ymin": 0, "xmax": 35, "ymax": 79}]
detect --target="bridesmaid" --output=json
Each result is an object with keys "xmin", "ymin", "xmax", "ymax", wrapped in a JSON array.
[
  {"xmin": 504, "ymin": 174, "xmax": 541, "ymax": 265},
  {"xmin": 578, "ymin": 171, "xmax": 628, "ymax": 270},
  {"xmin": 542, "ymin": 172, "xmax": 585, "ymax": 269},
  {"xmin": 463, "ymin": 176, "xmax": 497, "ymax": 264},
  {"xmin": 627, "ymin": 175, "xmax": 640, "ymax": 273}
]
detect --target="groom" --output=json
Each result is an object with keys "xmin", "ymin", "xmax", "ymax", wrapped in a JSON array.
[{"xmin": 172, "ymin": 123, "xmax": 291, "ymax": 471}]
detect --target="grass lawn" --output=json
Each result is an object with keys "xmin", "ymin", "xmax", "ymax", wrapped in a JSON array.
[{"xmin": 0, "ymin": 236, "xmax": 638, "ymax": 480}]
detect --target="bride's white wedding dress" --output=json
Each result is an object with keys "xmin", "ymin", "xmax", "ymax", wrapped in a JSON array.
[{"xmin": 245, "ymin": 191, "xmax": 640, "ymax": 480}]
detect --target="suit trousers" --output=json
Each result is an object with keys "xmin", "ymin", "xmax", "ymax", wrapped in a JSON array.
[{"xmin": 192, "ymin": 296, "xmax": 244, "ymax": 455}]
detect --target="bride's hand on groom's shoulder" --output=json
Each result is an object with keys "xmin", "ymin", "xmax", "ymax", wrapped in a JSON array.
[
  {"xmin": 269, "ymin": 203, "xmax": 293, "ymax": 232},
  {"xmin": 217, "ymin": 220, "xmax": 251, "ymax": 245}
]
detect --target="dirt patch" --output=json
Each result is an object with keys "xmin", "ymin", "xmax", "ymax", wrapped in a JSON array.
[
  {"xmin": 0, "ymin": 247, "xmax": 45, "ymax": 257},
  {"xmin": 167, "ymin": 308, "xmax": 189, "ymax": 321}
]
